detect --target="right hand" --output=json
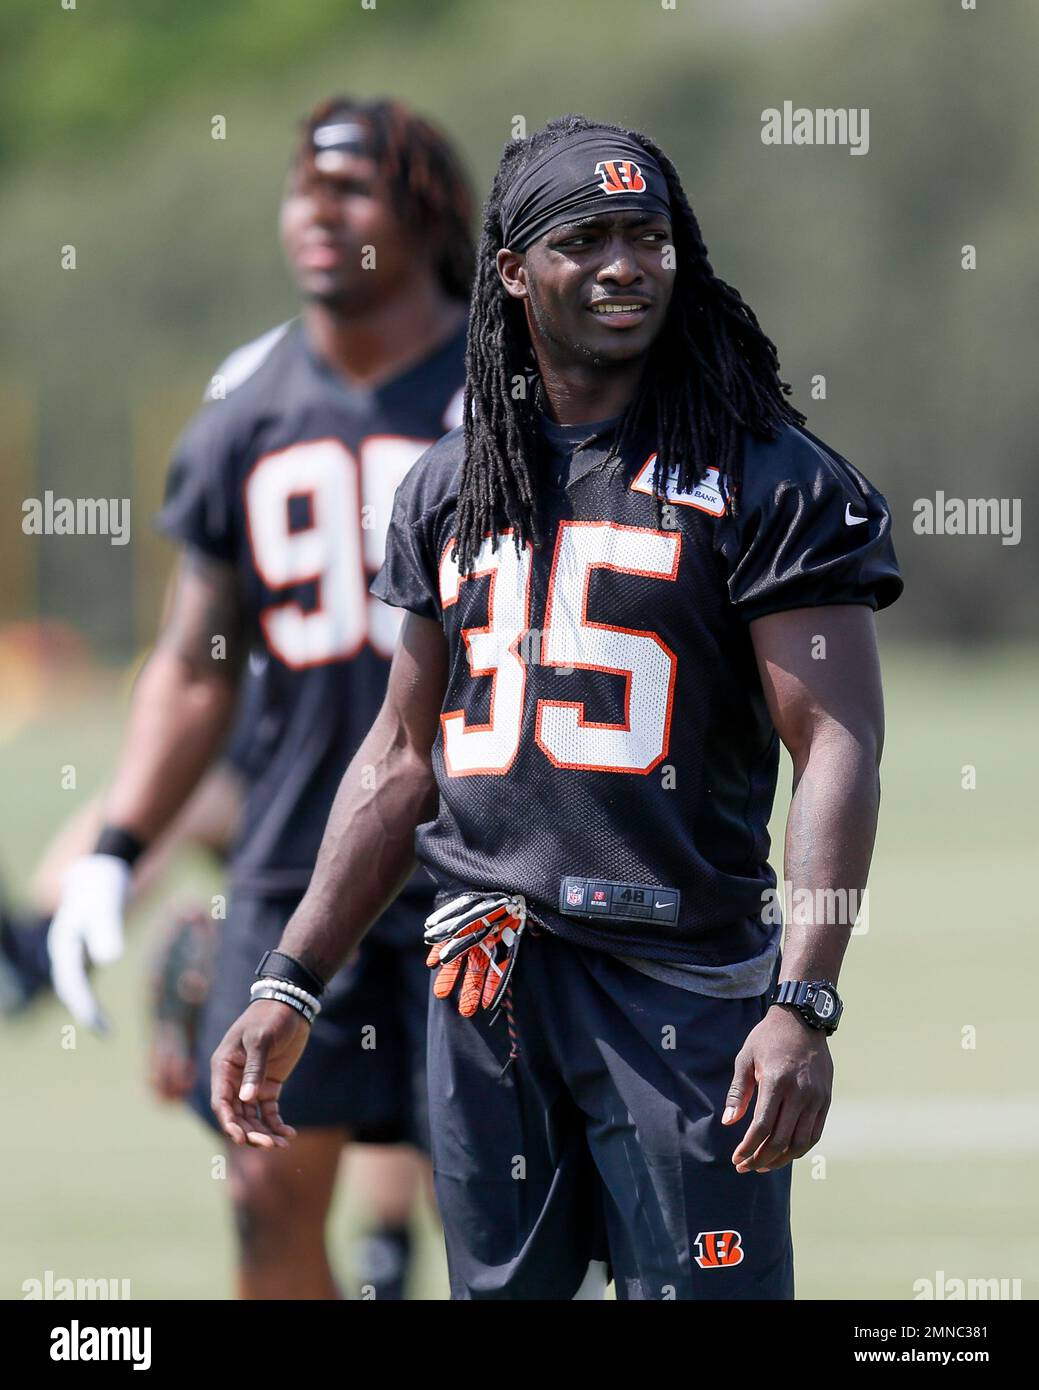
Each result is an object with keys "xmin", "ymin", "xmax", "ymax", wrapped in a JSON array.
[
  {"xmin": 210, "ymin": 1000, "xmax": 311, "ymax": 1147},
  {"xmin": 47, "ymin": 853, "xmax": 132, "ymax": 1034}
]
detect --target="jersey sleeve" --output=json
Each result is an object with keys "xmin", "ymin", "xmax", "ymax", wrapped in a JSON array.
[
  {"xmin": 716, "ymin": 425, "xmax": 903, "ymax": 622},
  {"xmin": 369, "ymin": 474, "xmax": 442, "ymax": 622},
  {"xmin": 153, "ymin": 408, "xmax": 239, "ymax": 563}
]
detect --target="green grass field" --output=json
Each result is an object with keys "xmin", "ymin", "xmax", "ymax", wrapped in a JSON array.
[{"xmin": 2, "ymin": 644, "xmax": 1036, "ymax": 1300}]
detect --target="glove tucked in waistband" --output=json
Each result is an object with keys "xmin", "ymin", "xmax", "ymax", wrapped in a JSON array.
[{"xmin": 423, "ymin": 892, "xmax": 527, "ymax": 1019}]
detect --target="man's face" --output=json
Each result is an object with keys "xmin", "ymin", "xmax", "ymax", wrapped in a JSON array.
[
  {"xmin": 279, "ymin": 149, "xmax": 419, "ymax": 311},
  {"xmin": 498, "ymin": 210, "xmax": 675, "ymax": 368}
]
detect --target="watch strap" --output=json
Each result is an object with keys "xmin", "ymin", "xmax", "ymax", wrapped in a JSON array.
[
  {"xmin": 773, "ymin": 979, "xmax": 812, "ymax": 1009},
  {"xmin": 255, "ymin": 949, "xmax": 326, "ymax": 999}
]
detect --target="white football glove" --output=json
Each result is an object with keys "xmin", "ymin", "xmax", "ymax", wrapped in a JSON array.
[{"xmin": 47, "ymin": 853, "xmax": 132, "ymax": 1034}]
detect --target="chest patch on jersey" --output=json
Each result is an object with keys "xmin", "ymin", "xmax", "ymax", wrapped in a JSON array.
[{"xmin": 630, "ymin": 453, "xmax": 726, "ymax": 516}]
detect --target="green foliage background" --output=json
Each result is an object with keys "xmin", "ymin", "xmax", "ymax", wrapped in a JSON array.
[{"xmin": 1, "ymin": 0, "xmax": 1036, "ymax": 650}]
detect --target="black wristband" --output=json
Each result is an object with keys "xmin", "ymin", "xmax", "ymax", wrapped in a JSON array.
[
  {"xmin": 256, "ymin": 949, "xmax": 326, "ymax": 999},
  {"xmin": 94, "ymin": 825, "xmax": 147, "ymax": 866}
]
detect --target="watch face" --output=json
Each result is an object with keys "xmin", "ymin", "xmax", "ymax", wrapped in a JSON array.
[{"xmin": 813, "ymin": 988, "xmax": 838, "ymax": 1022}]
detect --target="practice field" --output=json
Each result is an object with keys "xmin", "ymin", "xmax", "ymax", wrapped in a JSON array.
[{"xmin": 1, "ymin": 643, "xmax": 1035, "ymax": 1300}]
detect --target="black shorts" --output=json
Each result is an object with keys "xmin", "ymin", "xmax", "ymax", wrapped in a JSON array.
[
  {"xmin": 188, "ymin": 891, "xmax": 432, "ymax": 1147},
  {"xmin": 428, "ymin": 929, "xmax": 793, "ymax": 1300}
]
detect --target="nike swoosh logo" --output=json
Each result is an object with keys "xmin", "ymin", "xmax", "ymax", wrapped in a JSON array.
[
  {"xmin": 845, "ymin": 504, "xmax": 868, "ymax": 526},
  {"xmin": 654, "ymin": 900, "xmax": 672, "ymax": 910}
]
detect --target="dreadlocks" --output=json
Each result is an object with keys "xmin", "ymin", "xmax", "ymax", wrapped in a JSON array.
[
  {"xmin": 455, "ymin": 113, "xmax": 805, "ymax": 572},
  {"xmin": 297, "ymin": 96, "xmax": 474, "ymax": 302}
]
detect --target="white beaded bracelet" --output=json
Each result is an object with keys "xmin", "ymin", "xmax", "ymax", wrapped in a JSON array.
[{"xmin": 251, "ymin": 976, "xmax": 322, "ymax": 1017}]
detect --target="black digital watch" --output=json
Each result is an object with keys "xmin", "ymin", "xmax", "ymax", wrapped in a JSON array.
[{"xmin": 770, "ymin": 979, "xmax": 843, "ymax": 1035}]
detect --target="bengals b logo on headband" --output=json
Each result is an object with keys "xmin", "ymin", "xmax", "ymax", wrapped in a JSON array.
[{"xmin": 594, "ymin": 159, "xmax": 647, "ymax": 195}]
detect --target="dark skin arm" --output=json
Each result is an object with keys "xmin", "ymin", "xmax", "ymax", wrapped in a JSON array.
[
  {"xmin": 724, "ymin": 604, "xmax": 885, "ymax": 1173},
  {"xmin": 210, "ymin": 612, "xmax": 447, "ymax": 1147},
  {"xmin": 103, "ymin": 548, "xmax": 247, "ymax": 840}
]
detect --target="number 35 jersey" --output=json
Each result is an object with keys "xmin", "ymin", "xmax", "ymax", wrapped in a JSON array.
[
  {"xmin": 372, "ymin": 416, "xmax": 903, "ymax": 967},
  {"xmin": 156, "ymin": 319, "xmax": 466, "ymax": 896}
]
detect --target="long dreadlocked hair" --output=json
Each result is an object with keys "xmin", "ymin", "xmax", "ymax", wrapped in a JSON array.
[
  {"xmin": 295, "ymin": 96, "xmax": 474, "ymax": 302},
  {"xmin": 455, "ymin": 113, "xmax": 806, "ymax": 571}
]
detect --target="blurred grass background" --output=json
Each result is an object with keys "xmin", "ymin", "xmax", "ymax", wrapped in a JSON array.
[
  {"xmin": 1, "ymin": 0, "xmax": 1036, "ymax": 1299},
  {"xmin": 3, "ymin": 646, "xmax": 1035, "ymax": 1299}
]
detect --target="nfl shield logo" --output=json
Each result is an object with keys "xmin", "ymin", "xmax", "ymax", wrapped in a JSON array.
[{"xmin": 566, "ymin": 884, "xmax": 584, "ymax": 906}]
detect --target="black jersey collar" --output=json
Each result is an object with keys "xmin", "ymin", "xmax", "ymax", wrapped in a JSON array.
[{"xmin": 536, "ymin": 407, "xmax": 653, "ymax": 491}]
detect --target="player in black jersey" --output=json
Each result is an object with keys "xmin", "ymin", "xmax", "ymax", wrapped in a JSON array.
[
  {"xmin": 213, "ymin": 115, "xmax": 903, "ymax": 1300},
  {"xmin": 47, "ymin": 97, "xmax": 473, "ymax": 1299}
]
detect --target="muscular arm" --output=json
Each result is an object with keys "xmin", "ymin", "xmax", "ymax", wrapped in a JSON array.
[
  {"xmin": 723, "ymin": 604, "xmax": 887, "ymax": 1174},
  {"xmin": 211, "ymin": 612, "xmax": 447, "ymax": 1146},
  {"xmin": 101, "ymin": 548, "xmax": 247, "ymax": 842},
  {"xmin": 752, "ymin": 603, "xmax": 885, "ymax": 983},
  {"xmin": 279, "ymin": 611, "xmax": 448, "ymax": 981}
]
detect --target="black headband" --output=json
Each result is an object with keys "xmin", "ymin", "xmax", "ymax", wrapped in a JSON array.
[{"xmin": 500, "ymin": 128, "xmax": 671, "ymax": 251}]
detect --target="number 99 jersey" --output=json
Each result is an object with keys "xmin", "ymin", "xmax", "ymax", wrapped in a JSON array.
[
  {"xmin": 372, "ymin": 416, "xmax": 903, "ymax": 966},
  {"xmin": 155, "ymin": 319, "xmax": 466, "ymax": 897}
]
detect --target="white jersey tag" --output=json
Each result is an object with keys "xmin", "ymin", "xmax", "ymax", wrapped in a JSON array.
[{"xmin": 629, "ymin": 453, "xmax": 727, "ymax": 516}]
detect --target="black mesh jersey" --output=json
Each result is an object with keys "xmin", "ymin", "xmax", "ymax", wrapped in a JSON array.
[
  {"xmin": 371, "ymin": 416, "xmax": 903, "ymax": 967},
  {"xmin": 155, "ymin": 318, "xmax": 466, "ymax": 897}
]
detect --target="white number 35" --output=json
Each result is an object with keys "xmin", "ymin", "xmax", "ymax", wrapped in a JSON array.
[{"xmin": 438, "ymin": 521, "xmax": 681, "ymax": 776}]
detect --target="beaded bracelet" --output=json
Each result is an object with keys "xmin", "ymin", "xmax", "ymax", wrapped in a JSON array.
[{"xmin": 251, "ymin": 976, "xmax": 322, "ymax": 1016}]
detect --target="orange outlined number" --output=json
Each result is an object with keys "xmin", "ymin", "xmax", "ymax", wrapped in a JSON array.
[
  {"xmin": 245, "ymin": 435, "xmax": 430, "ymax": 666},
  {"xmin": 439, "ymin": 522, "xmax": 681, "ymax": 776},
  {"xmin": 439, "ymin": 531, "xmax": 533, "ymax": 775}
]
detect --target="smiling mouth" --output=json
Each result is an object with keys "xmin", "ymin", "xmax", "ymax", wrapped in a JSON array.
[{"xmin": 589, "ymin": 302, "xmax": 649, "ymax": 316}]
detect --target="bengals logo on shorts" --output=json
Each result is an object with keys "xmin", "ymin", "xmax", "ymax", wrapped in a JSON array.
[
  {"xmin": 694, "ymin": 1230, "xmax": 744, "ymax": 1269},
  {"xmin": 594, "ymin": 159, "xmax": 647, "ymax": 195}
]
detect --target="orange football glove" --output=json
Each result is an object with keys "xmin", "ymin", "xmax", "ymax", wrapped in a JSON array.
[{"xmin": 423, "ymin": 893, "xmax": 527, "ymax": 1018}]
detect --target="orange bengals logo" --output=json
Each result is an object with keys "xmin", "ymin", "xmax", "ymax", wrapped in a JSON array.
[
  {"xmin": 694, "ymin": 1230, "xmax": 744, "ymax": 1269},
  {"xmin": 594, "ymin": 159, "xmax": 647, "ymax": 195}
]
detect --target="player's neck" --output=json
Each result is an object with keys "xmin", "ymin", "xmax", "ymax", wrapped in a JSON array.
[
  {"xmin": 534, "ymin": 354, "xmax": 644, "ymax": 427},
  {"xmin": 302, "ymin": 283, "xmax": 466, "ymax": 390}
]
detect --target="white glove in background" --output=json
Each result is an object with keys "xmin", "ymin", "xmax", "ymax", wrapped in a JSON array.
[{"xmin": 47, "ymin": 853, "xmax": 132, "ymax": 1033}]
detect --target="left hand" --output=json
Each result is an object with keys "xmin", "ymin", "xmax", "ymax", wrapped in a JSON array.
[
  {"xmin": 47, "ymin": 853, "xmax": 132, "ymax": 1033},
  {"xmin": 722, "ymin": 1005, "xmax": 833, "ymax": 1173}
]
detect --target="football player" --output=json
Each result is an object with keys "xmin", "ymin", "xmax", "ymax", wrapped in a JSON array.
[
  {"xmin": 211, "ymin": 114, "xmax": 903, "ymax": 1300},
  {"xmin": 45, "ymin": 96, "xmax": 473, "ymax": 1299}
]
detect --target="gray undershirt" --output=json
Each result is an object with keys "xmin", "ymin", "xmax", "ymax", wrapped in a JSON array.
[{"xmin": 611, "ymin": 935, "xmax": 780, "ymax": 999}]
